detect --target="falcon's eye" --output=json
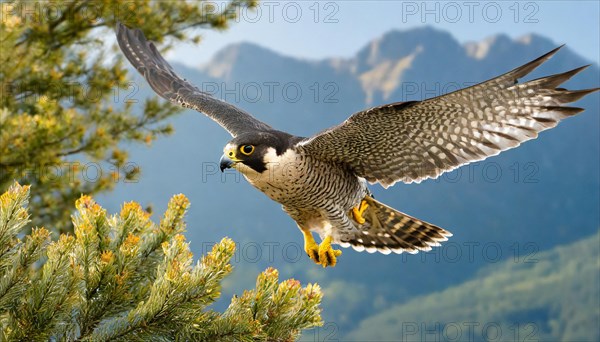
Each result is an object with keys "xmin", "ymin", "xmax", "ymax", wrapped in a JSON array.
[{"xmin": 239, "ymin": 145, "xmax": 255, "ymax": 156}]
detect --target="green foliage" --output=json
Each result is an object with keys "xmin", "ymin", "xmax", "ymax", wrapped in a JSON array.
[
  {"xmin": 0, "ymin": 182, "xmax": 322, "ymax": 341},
  {"xmin": 346, "ymin": 231, "xmax": 600, "ymax": 341},
  {"xmin": 0, "ymin": 0, "xmax": 258, "ymax": 232}
]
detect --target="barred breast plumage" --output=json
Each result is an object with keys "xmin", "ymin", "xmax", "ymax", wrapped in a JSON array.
[{"xmin": 240, "ymin": 146, "xmax": 368, "ymax": 242}]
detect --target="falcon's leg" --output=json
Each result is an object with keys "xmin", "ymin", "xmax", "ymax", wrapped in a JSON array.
[
  {"xmin": 317, "ymin": 235, "xmax": 342, "ymax": 268},
  {"xmin": 351, "ymin": 199, "xmax": 370, "ymax": 224},
  {"xmin": 298, "ymin": 226, "xmax": 341, "ymax": 267},
  {"xmin": 300, "ymin": 226, "xmax": 320, "ymax": 264}
]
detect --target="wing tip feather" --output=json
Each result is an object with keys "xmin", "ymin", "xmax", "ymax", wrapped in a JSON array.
[{"xmin": 510, "ymin": 44, "xmax": 564, "ymax": 81}]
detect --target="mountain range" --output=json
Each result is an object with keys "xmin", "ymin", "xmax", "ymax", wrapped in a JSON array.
[{"xmin": 101, "ymin": 26, "xmax": 599, "ymax": 339}]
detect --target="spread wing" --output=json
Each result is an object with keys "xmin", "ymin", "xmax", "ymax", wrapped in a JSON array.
[
  {"xmin": 299, "ymin": 46, "xmax": 598, "ymax": 187},
  {"xmin": 116, "ymin": 22, "xmax": 272, "ymax": 137}
]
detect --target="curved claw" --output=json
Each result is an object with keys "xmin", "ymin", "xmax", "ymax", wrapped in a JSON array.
[
  {"xmin": 301, "ymin": 228, "xmax": 342, "ymax": 267},
  {"xmin": 317, "ymin": 236, "xmax": 342, "ymax": 268}
]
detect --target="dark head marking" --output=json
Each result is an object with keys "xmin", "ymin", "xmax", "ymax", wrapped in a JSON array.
[{"xmin": 225, "ymin": 130, "xmax": 302, "ymax": 173}]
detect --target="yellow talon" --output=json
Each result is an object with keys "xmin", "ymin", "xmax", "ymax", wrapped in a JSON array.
[
  {"xmin": 351, "ymin": 199, "xmax": 369, "ymax": 225},
  {"xmin": 302, "ymin": 229, "xmax": 320, "ymax": 264},
  {"xmin": 301, "ymin": 229, "xmax": 342, "ymax": 267},
  {"xmin": 317, "ymin": 236, "xmax": 342, "ymax": 268}
]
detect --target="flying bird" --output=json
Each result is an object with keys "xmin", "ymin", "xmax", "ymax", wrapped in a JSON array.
[{"xmin": 116, "ymin": 23, "xmax": 598, "ymax": 267}]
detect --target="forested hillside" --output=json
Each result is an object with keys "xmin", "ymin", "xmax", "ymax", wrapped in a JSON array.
[{"xmin": 346, "ymin": 231, "xmax": 600, "ymax": 341}]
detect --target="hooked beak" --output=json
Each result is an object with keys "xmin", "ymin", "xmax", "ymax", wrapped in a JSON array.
[{"xmin": 219, "ymin": 155, "xmax": 235, "ymax": 172}]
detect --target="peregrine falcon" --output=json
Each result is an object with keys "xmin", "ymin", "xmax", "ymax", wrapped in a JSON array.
[{"xmin": 116, "ymin": 23, "xmax": 598, "ymax": 267}]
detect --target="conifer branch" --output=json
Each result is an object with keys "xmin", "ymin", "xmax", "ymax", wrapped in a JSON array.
[{"xmin": 0, "ymin": 182, "xmax": 323, "ymax": 341}]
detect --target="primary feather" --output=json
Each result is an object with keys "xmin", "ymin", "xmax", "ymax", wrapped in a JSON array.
[{"xmin": 116, "ymin": 22, "xmax": 272, "ymax": 137}]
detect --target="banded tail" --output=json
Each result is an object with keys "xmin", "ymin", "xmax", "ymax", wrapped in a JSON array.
[{"xmin": 341, "ymin": 196, "xmax": 452, "ymax": 254}]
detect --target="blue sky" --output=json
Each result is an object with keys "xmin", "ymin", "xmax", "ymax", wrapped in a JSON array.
[{"xmin": 168, "ymin": 1, "xmax": 600, "ymax": 67}]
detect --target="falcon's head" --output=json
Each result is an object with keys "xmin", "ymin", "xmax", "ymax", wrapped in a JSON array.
[{"xmin": 219, "ymin": 131, "xmax": 299, "ymax": 174}]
